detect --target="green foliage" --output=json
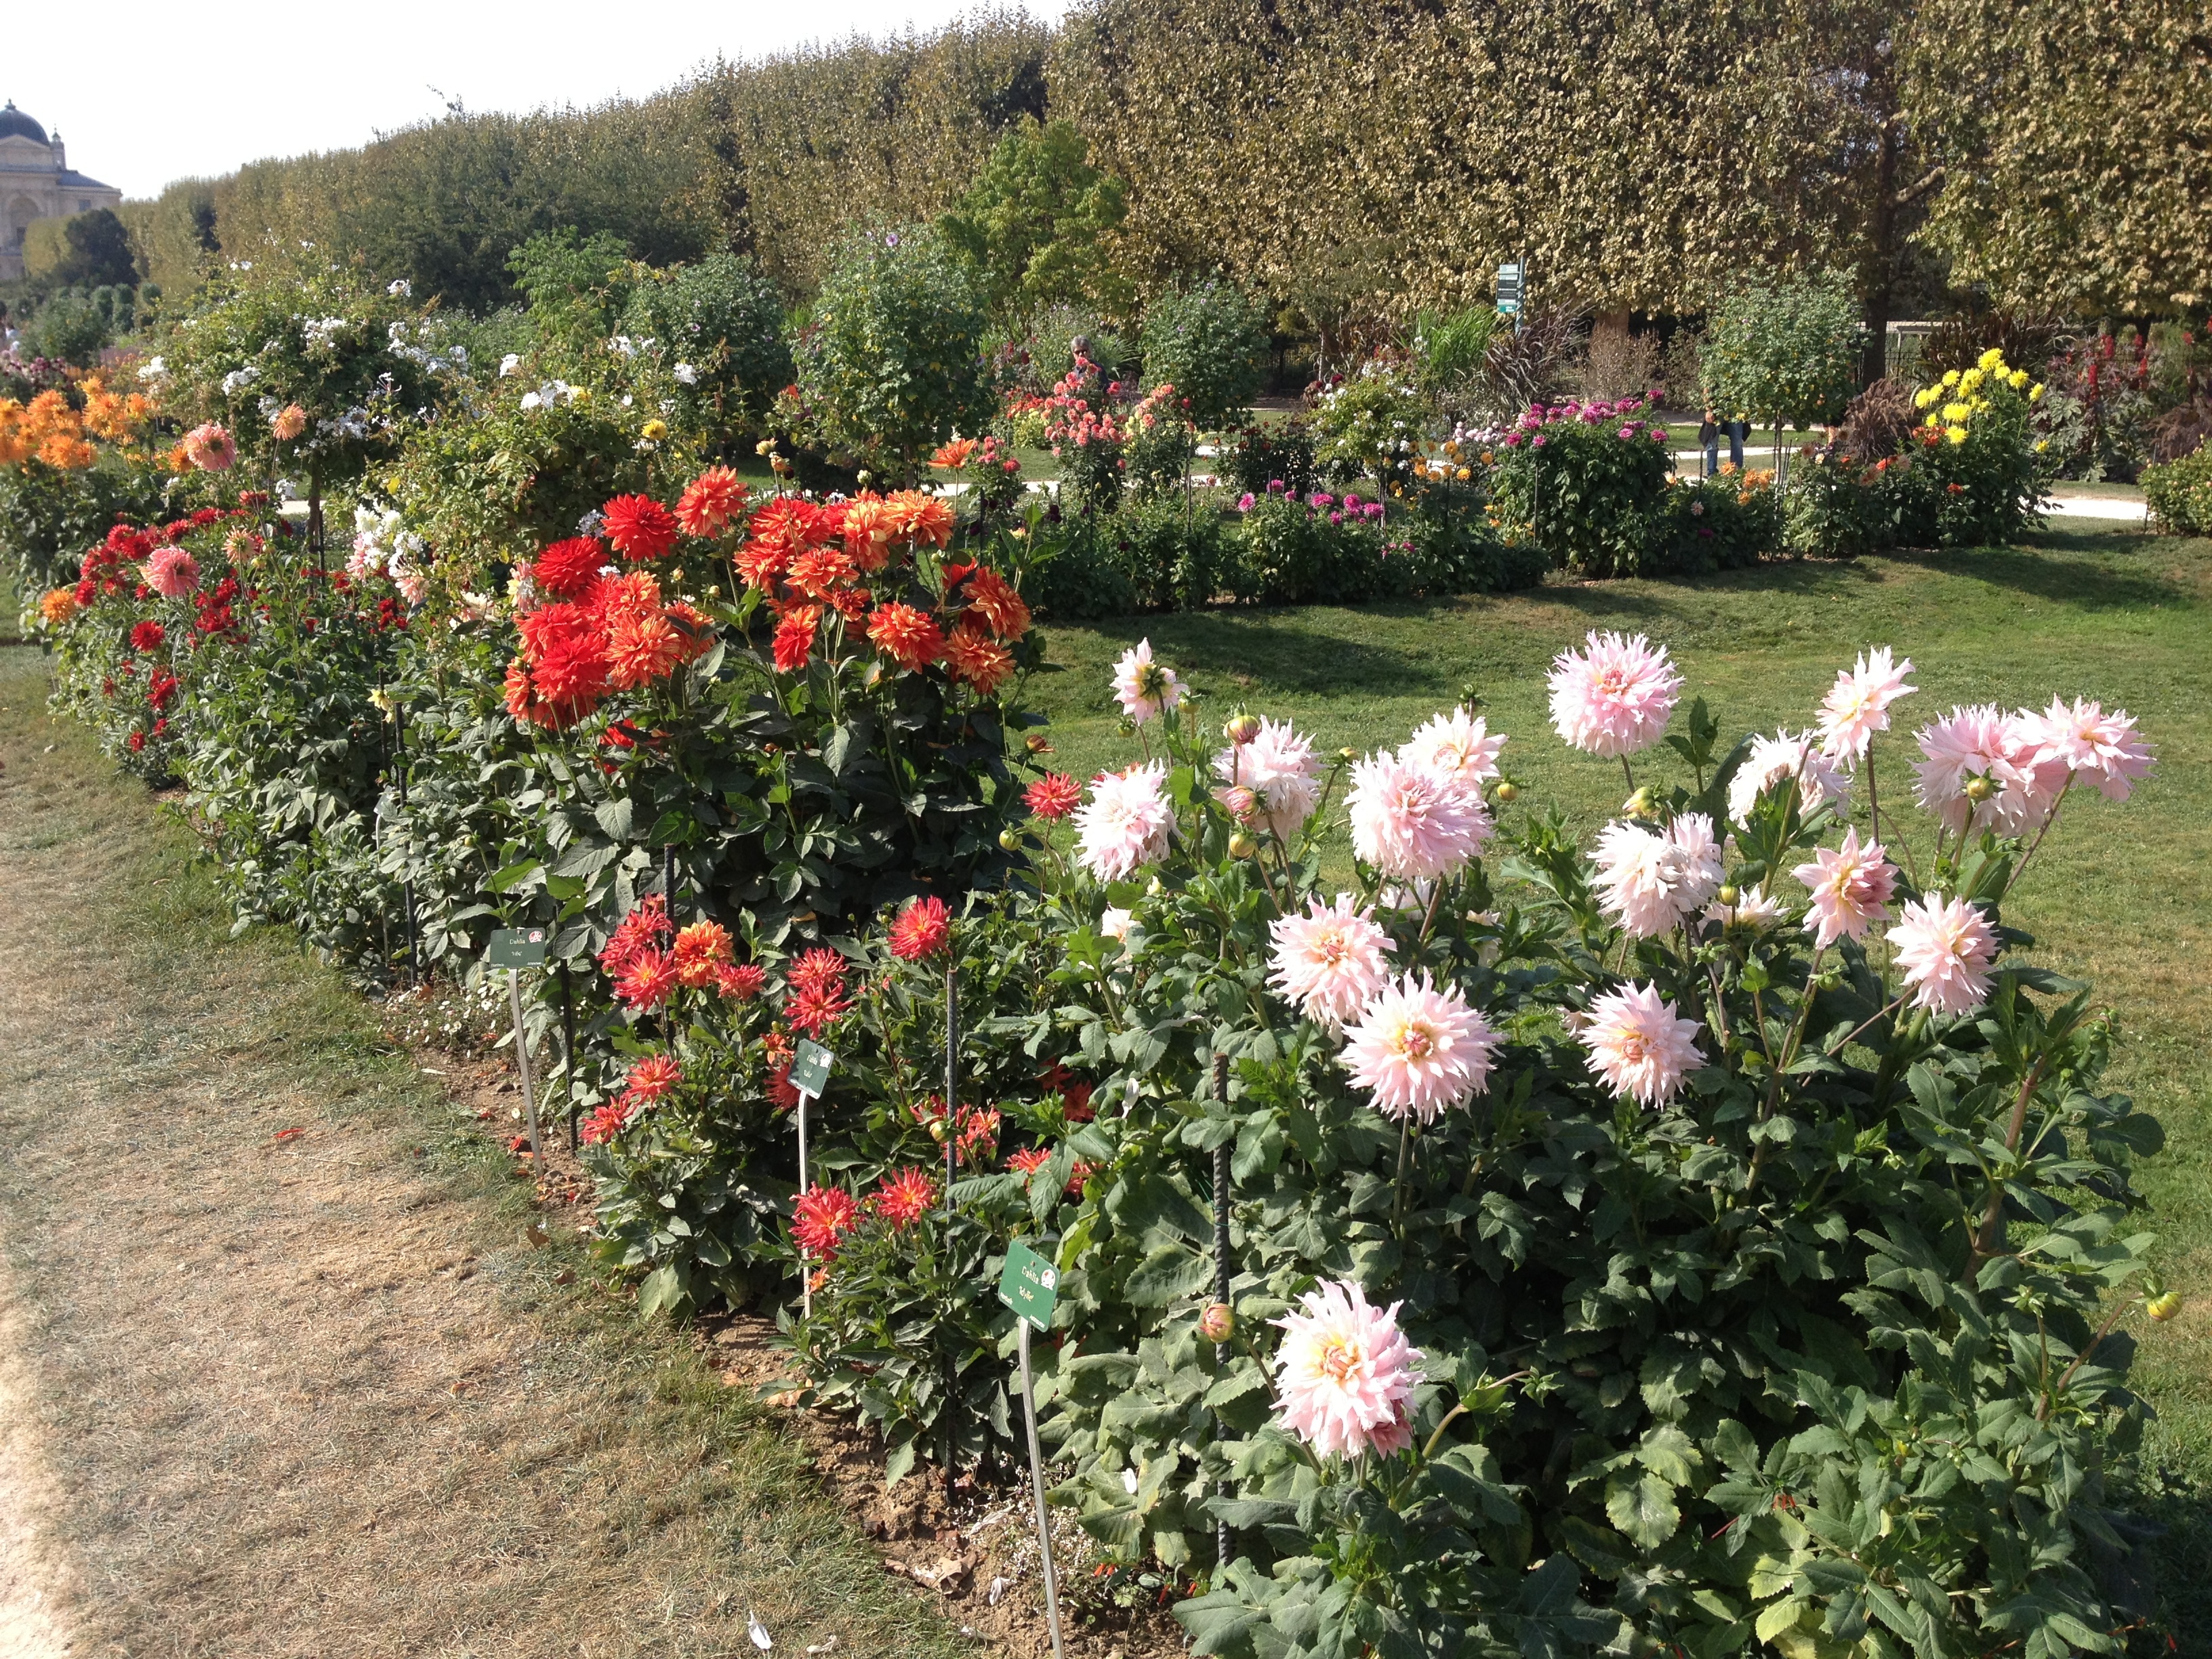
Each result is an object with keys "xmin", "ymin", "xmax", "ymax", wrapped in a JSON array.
[
  {"xmin": 792, "ymin": 225, "xmax": 994, "ymax": 480},
  {"xmin": 45, "ymin": 209, "xmax": 140, "ymax": 288},
  {"xmin": 941, "ymin": 117, "xmax": 1132, "ymax": 322},
  {"xmin": 1309, "ymin": 359, "xmax": 1431, "ymax": 489},
  {"xmin": 621, "ymin": 252, "xmax": 794, "ymax": 438},
  {"xmin": 20, "ymin": 292, "xmax": 112, "ymax": 367},
  {"xmin": 0, "ymin": 455, "xmax": 164, "ymax": 591},
  {"xmin": 1138, "ymin": 280, "xmax": 1267, "ymax": 432},
  {"xmin": 1703, "ymin": 270, "xmax": 1869, "ymax": 433},
  {"xmin": 2144, "ymin": 448, "xmax": 2212, "ymax": 536},
  {"xmin": 508, "ymin": 228, "xmax": 636, "ymax": 346}
]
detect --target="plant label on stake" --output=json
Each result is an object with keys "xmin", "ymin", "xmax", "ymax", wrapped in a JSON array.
[
  {"xmin": 998, "ymin": 1240, "xmax": 1067, "ymax": 1659},
  {"xmin": 486, "ymin": 928, "xmax": 550, "ymax": 1178},
  {"xmin": 791, "ymin": 1039, "xmax": 834, "ymax": 1317}
]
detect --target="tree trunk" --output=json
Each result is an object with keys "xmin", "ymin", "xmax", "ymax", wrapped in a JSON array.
[{"xmin": 1862, "ymin": 121, "xmax": 1900, "ymax": 390}]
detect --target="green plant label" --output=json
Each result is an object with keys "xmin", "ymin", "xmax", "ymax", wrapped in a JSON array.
[
  {"xmin": 789, "ymin": 1038, "xmax": 834, "ymax": 1099},
  {"xmin": 1496, "ymin": 261, "xmax": 1523, "ymax": 315},
  {"xmin": 485, "ymin": 926, "xmax": 549, "ymax": 969},
  {"xmin": 998, "ymin": 1239, "xmax": 1059, "ymax": 1332}
]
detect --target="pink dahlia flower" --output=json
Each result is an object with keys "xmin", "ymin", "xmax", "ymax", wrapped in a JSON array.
[
  {"xmin": 1111, "ymin": 638, "xmax": 1183, "ymax": 726},
  {"xmin": 1728, "ymin": 729, "xmax": 1851, "ymax": 825},
  {"xmin": 1912, "ymin": 706, "xmax": 2064, "ymax": 837},
  {"xmin": 1347, "ymin": 751, "xmax": 1492, "ymax": 880},
  {"xmin": 1547, "ymin": 631, "xmax": 1682, "ymax": 758},
  {"xmin": 1340, "ymin": 972, "xmax": 1499, "ymax": 1121},
  {"xmin": 1399, "ymin": 706, "xmax": 1507, "ymax": 798},
  {"xmin": 1270, "ymin": 1279, "xmax": 1421, "ymax": 1461},
  {"xmin": 2020, "ymin": 696, "xmax": 2154, "ymax": 802},
  {"xmin": 1213, "ymin": 716, "xmax": 1322, "ymax": 838},
  {"xmin": 1790, "ymin": 827, "xmax": 1898, "ymax": 947},
  {"xmin": 1816, "ymin": 647, "xmax": 1916, "ymax": 761},
  {"xmin": 142, "ymin": 546, "xmax": 201, "ymax": 599},
  {"xmin": 1592, "ymin": 813, "xmax": 1723, "ymax": 939},
  {"xmin": 1268, "ymin": 895, "xmax": 1393, "ymax": 1031},
  {"xmin": 1889, "ymin": 894, "xmax": 1996, "ymax": 1015},
  {"xmin": 1075, "ymin": 762, "xmax": 1172, "ymax": 881},
  {"xmin": 1579, "ymin": 982, "xmax": 1704, "ymax": 1107},
  {"xmin": 181, "ymin": 422, "xmax": 237, "ymax": 472}
]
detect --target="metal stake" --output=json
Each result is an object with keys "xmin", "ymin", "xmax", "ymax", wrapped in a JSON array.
[
  {"xmin": 1212, "ymin": 1050, "xmax": 1233, "ymax": 1572},
  {"xmin": 796, "ymin": 1086, "xmax": 815, "ymax": 1318},
  {"xmin": 508, "ymin": 968, "xmax": 544, "ymax": 1177},
  {"xmin": 942, "ymin": 958, "xmax": 959, "ymax": 1212},
  {"xmin": 1017, "ymin": 1319, "xmax": 1068, "ymax": 1659},
  {"xmin": 558, "ymin": 963, "xmax": 579, "ymax": 1150}
]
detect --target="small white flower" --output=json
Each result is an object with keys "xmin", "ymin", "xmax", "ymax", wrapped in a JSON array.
[
  {"xmin": 518, "ymin": 392, "xmax": 541, "ymax": 411},
  {"xmin": 387, "ymin": 279, "xmax": 412, "ymax": 297},
  {"xmin": 673, "ymin": 361, "xmax": 699, "ymax": 386},
  {"xmin": 499, "ymin": 352, "xmax": 520, "ymax": 377}
]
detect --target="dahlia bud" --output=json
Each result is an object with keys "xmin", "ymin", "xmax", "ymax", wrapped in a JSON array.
[
  {"xmin": 1494, "ymin": 782, "xmax": 1518, "ymax": 803},
  {"xmin": 1338, "ymin": 747, "xmax": 1357, "ymax": 762},
  {"xmin": 927, "ymin": 1118, "xmax": 950, "ymax": 1144},
  {"xmin": 756, "ymin": 439, "xmax": 774, "ymax": 455},
  {"xmin": 1963, "ymin": 775, "xmax": 1995, "ymax": 802},
  {"xmin": 1224, "ymin": 714, "xmax": 1260, "ymax": 745},
  {"xmin": 998, "ymin": 828, "xmax": 1022, "ymax": 852},
  {"xmin": 1716, "ymin": 884, "xmax": 1740, "ymax": 907},
  {"xmin": 1025, "ymin": 733, "xmax": 1054, "ymax": 754},
  {"xmin": 1227, "ymin": 831, "xmax": 1257, "ymax": 859},
  {"xmin": 1625, "ymin": 786, "xmax": 1657, "ymax": 818},
  {"xmin": 2149, "ymin": 1291, "xmax": 2183, "ymax": 1322},
  {"xmin": 857, "ymin": 470, "xmax": 872, "ymax": 485},
  {"xmin": 1197, "ymin": 1302, "xmax": 1235, "ymax": 1343}
]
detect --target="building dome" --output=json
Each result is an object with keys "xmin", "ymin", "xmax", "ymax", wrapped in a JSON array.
[{"xmin": 0, "ymin": 102, "xmax": 50, "ymax": 145}]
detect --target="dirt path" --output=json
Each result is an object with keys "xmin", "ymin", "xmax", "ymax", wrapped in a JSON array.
[{"xmin": 0, "ymin": 654, "xmax": 971, "ymax": 1659}]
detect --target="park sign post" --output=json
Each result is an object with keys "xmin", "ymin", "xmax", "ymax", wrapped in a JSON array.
[
  {"xmin": 1496, "ymin": 261, "xmax": 1524, "ymax": 317},
  {"xmin": 791, "ymin": 1038, "xmax": 834, "ymax": 1315},
  {"xmin": 998, "ymin": 1239, "xmax": 1068, "ymax": 1658},
  {"xmin": 485, "ymin": 926, "xmax": 550, "ymax": 1176}
]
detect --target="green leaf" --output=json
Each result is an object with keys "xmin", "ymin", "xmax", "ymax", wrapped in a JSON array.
[{"xmin": 1605, "ymin": 1471, "xmax": 1681, "ymax": 1549}]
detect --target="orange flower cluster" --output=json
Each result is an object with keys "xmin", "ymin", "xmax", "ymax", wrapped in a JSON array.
[
  {"xmin": 505, "ymin": 555, "xmax": 714, "ymax": 731},
  {"xmin": 0, "ymin": 379, "xmax": 156, "ymax": 469},
  {"xmin": 731, "ymin": 487, "xmax": 1027, "ymax": 695}
]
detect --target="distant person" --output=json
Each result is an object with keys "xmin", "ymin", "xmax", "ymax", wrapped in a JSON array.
[
  {"xmin": 1727, "ymin": 413, "xmax": 1748, "ymax": 470},
  {"xmin": 1700, "ymin": 409, "xmax": 1719, "ymax": 477}
]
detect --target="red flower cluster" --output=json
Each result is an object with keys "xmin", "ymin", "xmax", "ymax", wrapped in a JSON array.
[
  {"xmin": 506, "ymin": 526, "xmax": 715, "ymax": 731},
  {"xmin": 1008, "ymin": 1145, "xmax": 1092, "ymax": 1197},
  {"xmin": 783, "ymin": 947, "xmax": 853, "ymax": 1035},
  {"xmin": 146, "ymin": 668, "xmax": 180, "ymax": 712},
  {"xmin": 580, "ymin": 1099, "xmax": 643, "ymax": 1146},
  {"xmin": 910, "ymin": 1094, "xmax": 1001, "ymax": 1160},
  {"xmin": 871, "ymin": 1166, "xmax": 939, "ymax": 1227},
  {"xmin": 598, "ymin": 895, "xmax": 677, "ymax": 1009},
  {"xmin": 888, "ymin": 895, "xmax": 951, "ymax": 962},
  {"xmin": 793, "ymin": 1183, "xmax": 863, "ymax": 1256}
]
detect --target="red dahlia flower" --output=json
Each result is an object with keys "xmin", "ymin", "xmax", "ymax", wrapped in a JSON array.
[
  {"xmin": 623, "ymin": 1054, "xmax": 683, "ymax": 1101},
  {"xmin": 942, "ymin": 621, "xmax": 1015, "ymax": 696},
  {"xmin": 888, "ymin": 896, "xmax": 951, "ymax": 961},
  {"xmin": 1025, "ymin": 773, "xmax": 1082, "ymax": 820},
  {"xmin": 787, "ymin": 947, "xmax": 850, "ymax": 1000},
  {"xmin": 672, "ymin": 920, "xmax": 734, "ymax": 987},
  {"xmin": 534, "ymin": 537, "xmax": 609, "ymax": 599},
  {"xmin": 792, "ymin": 1184, "xmax": 862, "ymax": 1256},
  {"xmin": 1007, "ymin": 1147, "xmax": 1050, "ymax": 1175},
  {"xmin": 129, "ymin": 620, "xmax": 165, "ymax": 652},
  {"xmin": 605, "ymin": 611, "xmax": 686, "ymax": 689},
  {"xmin": 614, "ymin": 952, "xmax": 680, "ymax": 1011},
  {"xmin": 962, "ymin": 566, "xmax": 1031, "ymax": 640},
  {"xmin": 771, "ymin": 607, "xmax": 820, "ymax": 674},
  {"xmin": 865, "ymin": 602, "xmax": 943, "ymax": 671},
  {"xmin": 580, "ymin": 1100, "xmax": 642, "ymax": 1146},
  {"xmin": 769, "ymin": 1060, "xmax": 801, "ymax": 1109},
  {"xmin": 676, "ymin": 467, "xmax": 748, "ymax": 537},
  {"xmin": 872, "ymin": 1167, "xmax": 939, "ymax": 1227},
  {"xmin": 718, "ymin": 962, "xmax": 766, "ymax": 1001},
  {"xmin": 601, "ymin": 494, "xmax": 679, "ymax": 561},
  {"xmin": 599, "ymin": 896, "xmax": 675, "ymax": 978}
]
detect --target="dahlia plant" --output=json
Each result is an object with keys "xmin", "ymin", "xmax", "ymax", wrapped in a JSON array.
[
  {"xmin": 1486, "ymin": 394, "xmax": 1677, "ymax": 577},
  {"xmin": 956, "ymin": 632, "xmax": 2169, "ymax": 1658}
]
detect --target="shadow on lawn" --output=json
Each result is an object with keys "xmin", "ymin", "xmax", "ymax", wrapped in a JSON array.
[
  {"xmin": 1885, "ymin": 531, "xmax": 2190, "ymax": 612},
  {"xmin": 1071, "ymin": 607, "xmax": 1462, "ymax": 697}
]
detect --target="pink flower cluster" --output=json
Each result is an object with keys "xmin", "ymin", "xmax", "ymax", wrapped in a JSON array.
[
  {"xmin": 1498, "ymin": 394, "xmax": 1672, "ymax": 450},
  {"xmin": 1237, "ymin": 483, "xmax": 1388, "ymax": 526}
]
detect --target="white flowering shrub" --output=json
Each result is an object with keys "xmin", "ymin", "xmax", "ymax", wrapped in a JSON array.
[{"xmin": 962, "ymin": 634, "xmax": 2169, "ymax": 1657}]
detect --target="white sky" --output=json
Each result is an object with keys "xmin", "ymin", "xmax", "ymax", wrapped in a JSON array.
[{"xmin": 7, "ymin": 0, "xmax": 1071, "ymax": 201}]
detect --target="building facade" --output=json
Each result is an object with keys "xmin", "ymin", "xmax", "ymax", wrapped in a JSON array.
[{"xmin": 1, "ymin": 102, "xmax": 124, "ymax": 282}]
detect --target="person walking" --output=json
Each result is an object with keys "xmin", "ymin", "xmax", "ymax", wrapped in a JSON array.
[
  {"xmin": 1726, "ymin": 412, "xmax": 1747, "ymax": 470},
  {"xmin": 1700, "ymin": 408, "xmax": 1719, "ymax": 477}
]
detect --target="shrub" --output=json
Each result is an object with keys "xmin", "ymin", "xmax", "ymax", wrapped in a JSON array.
[
  {"xmin": 1702, "ymin": 269, "xmax": 1867, "ymax": 457},
  {"xmin": 621, "ymin": 251, "xmax": 794, "ymax": 442},
  {"xmin": 1487, "ymin": 394, "xmax": 1677, "ymax": 576},
  {"xmin": 792, "ymin": 225, "xmax": 995, "ymax": 483},
  {"xmin": 939, "ymin": 116, "xmax": 1134, "ymax": 323},
  {"xmin": 1218, "ymin": 418, "xmax": 1317, "ymax": 500},
  {"xmin": 1139, "ymin": 279, "xmax": 1268, "ymax": 431},
  {"xmin": 2143, "ymin": 447, "xmax": 2212, "ymax": 535},
  {"xmin": 1659, "ymin": 470, "xmax": 1782, "ymax": 570},
  {"xmin": 1906, "ymin": 348, "xmax": 2054, "ymax": 546},
  {"xmin": 1309, "ymin": 356, "xmax": 1431, "ymax": 490}
]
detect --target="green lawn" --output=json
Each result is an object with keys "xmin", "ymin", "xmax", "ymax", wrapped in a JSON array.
[{"xmin": 1024, "ymin": 523, "xmax": 2212, "ymax": 1641}]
